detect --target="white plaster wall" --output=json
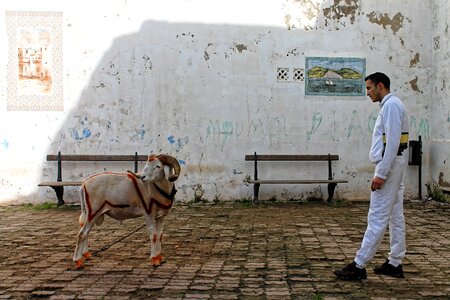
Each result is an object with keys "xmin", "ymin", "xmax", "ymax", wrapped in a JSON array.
[
  {"xmin": 0, "ymin": 0, "xmax": 438, "ymax": 204},
  {"xmin": 429, "ymin": 0, "xmax": 450, "ymax": 189}
]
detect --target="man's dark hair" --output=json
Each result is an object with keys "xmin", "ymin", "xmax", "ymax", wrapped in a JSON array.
[{"xmin": 365, "ymin": 72, "xmax": 390, "ymax": 90}]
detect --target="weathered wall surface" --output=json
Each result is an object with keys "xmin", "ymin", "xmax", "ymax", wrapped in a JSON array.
[
  {"xmin": 0, "ymin": 0, "xmax": 444, "ymax": 204},
  {"xmin": 429, "ymin": 0, "xmax": 450, "ymax": 190}
]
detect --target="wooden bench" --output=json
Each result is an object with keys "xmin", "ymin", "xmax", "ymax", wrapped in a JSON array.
[
  {"xmin": 437, "ymin": 186, "xmax": 450, "ymax": 195},
  {"xmin": 38, "ymin": 151, "xmax": 148, "ymax": 206},
  {"xmin": 244, "ymin": 152, "xmax": 348, "ymax": 203}
]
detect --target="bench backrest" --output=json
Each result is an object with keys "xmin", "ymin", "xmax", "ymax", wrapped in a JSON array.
[
  {"xmin": 245, "ymin": 154, "xmax": 339, "ymax": 161},
  {"xmin": 47, "ymin": 154, "xmax": 148, "ymax": 161},
  {"xmin": 245, "ymin": 153, "xmax": 340, "ymax": 181},
  {"xmin": 47, "ymin": 152, "xmax": 149, "ymax": 181}
]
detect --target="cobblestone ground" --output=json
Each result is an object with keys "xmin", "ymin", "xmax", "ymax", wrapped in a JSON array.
[{"xmin": 0, "ymin": 200, "xmax": 449, "ymax": 299}]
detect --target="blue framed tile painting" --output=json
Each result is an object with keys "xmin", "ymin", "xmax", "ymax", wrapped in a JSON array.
[{"xmin": 305, "ymin": 57, "xmax": 366, "ymax": 96}]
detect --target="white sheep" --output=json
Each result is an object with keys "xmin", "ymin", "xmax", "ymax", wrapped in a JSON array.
[{"xmin": 73, "ymin": 154, "xmax": 181, "ymax": 269}]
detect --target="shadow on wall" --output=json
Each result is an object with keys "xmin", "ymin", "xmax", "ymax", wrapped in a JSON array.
[
  {"xmin": 40, "ymin": 19, "xmax": 308, "ymax": 202},
  {"xmin": 37, "ymin": 1, "xmax": 387, "ymax": 203}
]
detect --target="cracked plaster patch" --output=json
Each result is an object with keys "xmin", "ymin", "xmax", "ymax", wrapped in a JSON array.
[
  {"xmin": 322, "ymin": 0, "xmax": 359, "ymax": 24},
  {"xmin": 367, "ymin": 12, "xmax": 408, "ymax": 34}
]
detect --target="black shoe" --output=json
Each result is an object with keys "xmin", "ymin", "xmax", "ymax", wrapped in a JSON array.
[
  {"xmin": 333, "ymin": 261, "xmax": 367, "ymax": 280},
  {"xmin": 373, "ymin": 260, "xmax": 405, "ymax": 278}
]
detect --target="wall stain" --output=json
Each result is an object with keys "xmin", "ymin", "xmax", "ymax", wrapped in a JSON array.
[
  {"xmin": 409, "ymin": 76, "xmax": 421, "ymax": 93},
  {"xmin": 366, "ymin": 12, "xmax": 407, "ymax": 34},
  {"xmin": 234, "ymin": 44, "xmax": 248, "ymax": 53},
  {"xmin": 410, "ymin": 53, "xmax": 420, "ymax": 67},
  {"xmin": 323, "ymin": 0, "xmax": 359, "ymax": 24}
]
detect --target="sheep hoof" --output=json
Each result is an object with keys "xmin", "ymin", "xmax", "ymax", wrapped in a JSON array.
[
  {"xmin": 82, "ymin": 252, "xmax": 91, "ymax": 260},
  {"xmin": 150, "ymin": 256, "xmax": 162, "ymax": 266},
  {"xmin": 75, "ymin": 259, "xmax": 84, "ymax": 269}
]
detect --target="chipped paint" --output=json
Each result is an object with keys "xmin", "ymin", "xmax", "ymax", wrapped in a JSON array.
[
  {"xmin": 234, "ymin": 44, "xmax": 247, "ymax": 53},
  {"xmin": 366, "ymin": 12, "xmax": 407, "ymax": 34},
  {"xmin": 409, "ymin": 76, "xmax": 420, "ymax": 92},
  {"xmin": 322, "ymin": 0, "xmax": 359, "ymax": 24},
  {"xmin": 410, "ymin": 53, "xmax": 420, "ymax": 67}
]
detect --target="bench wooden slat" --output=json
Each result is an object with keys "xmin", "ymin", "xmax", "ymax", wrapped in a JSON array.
[
  {"xmin": 46, "ymin": 154, "xmax": 148, "ymax": 161},
  {"xmin": 246, "ymin": 179, "xmax": 348, "ymax": 184},
  {"xmin": 38, "ymin": 181, "xmax": 83, "ymax": 187},
  {"xmin": 245, "ymin": 154, "xmax": 339, "ymax": 161}
]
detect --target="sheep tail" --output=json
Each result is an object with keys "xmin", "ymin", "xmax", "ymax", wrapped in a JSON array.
[{"xmin": 78, "ymin": 185, "xmax": 87, "ymax": 227}]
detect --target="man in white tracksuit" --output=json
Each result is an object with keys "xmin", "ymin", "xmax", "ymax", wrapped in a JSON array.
[{"xmin": 334, "ymin": 72, "xmax": 409, "ymax": 280}]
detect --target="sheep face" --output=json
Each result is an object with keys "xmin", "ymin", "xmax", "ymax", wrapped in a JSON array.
[{"xmin": 140, "ymin": 157, "xmax": 165, "ymax": 183}]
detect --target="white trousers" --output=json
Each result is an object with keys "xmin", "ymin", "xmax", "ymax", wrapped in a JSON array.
[{"xmin": 355, "ymin": 156, "xmax": 406, "ymax": 268}]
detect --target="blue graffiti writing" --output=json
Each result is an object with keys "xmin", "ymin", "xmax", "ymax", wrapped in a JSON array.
[
  {"xmin": 69, "ymin": 128, "xmax": 91, "ymax": 141},
  {"xmin": 69, "ymin": 117, "xmax": 91, "ymax": 141},
  {"xmin": 306, "ymin": 112, "xmax": 322, "ymax": 143},
  {"xmin": 347, "ymin": 110, "xmax": 363, "ymax": 139},
  {"xmin": 418, "ymin": 118, "xmax": 429, "ymax": 140},
  {"xmin": 0, "ymin": 138, "xmax": 9, "ymax": 150},
  {"xmin": 136, "ymin": 125, "xmax": 145, "ymax": 140},
  {"xmin": 206, "ymin": 117, "xmax": 286, "ymax": 145},
  {"xmin": 410, "ymin": 116, "xmax": 417, "ymax": 131},
  {"xmin": 168, "ymin": 135, "xmax": 189, "ymax": 152},
  {"xmin": 207, "ymin": 119, "xmax": 243, "ymax": 144},
  {"xmin": 409, "ymin": 116, "xmax": 429, "ymax": 140},
  {"xmin": 368, "ymin": 110, "xmax": 378, "ymax": 133}
]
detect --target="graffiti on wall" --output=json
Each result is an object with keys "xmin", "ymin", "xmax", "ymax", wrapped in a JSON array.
[
  {"xmin": 6, "ymin": 11, "xmax": 63, "ymax": 111},
  {"xmin": 206, "ymin": 117, "xmax": 287, "ymax": 145},
  {"xmin": 409, "ymin": 116, "xmax": 430, "ymax": 141},
  {"xmin": 305, "ymin": 57, "xmax": 366, "ymax": 96},
  {"xmin": 0, "ymin": 139, "xmax": 9, "ymax": 151}
]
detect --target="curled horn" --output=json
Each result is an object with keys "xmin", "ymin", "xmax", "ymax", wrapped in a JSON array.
[{"xmin": 156, "ymin": 154, "xmax": 181, "ymax": 182}]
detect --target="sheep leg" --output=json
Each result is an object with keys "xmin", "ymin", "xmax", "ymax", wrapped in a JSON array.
[
  {"xmin": 73, "ymin": 219, "xmax": 95, "ymax": 269},
  {"xmin": 154, "ymin": 215, "xmax": 165, "ymax": 263},
  {"xmin": 144, "ymin": 213, "xmax": 161, "ymax": 266}
]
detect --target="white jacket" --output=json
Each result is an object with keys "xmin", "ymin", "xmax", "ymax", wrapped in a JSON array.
[{"xmin": 369, "ymin": 93, "xmax": 409, "ymax": 179}]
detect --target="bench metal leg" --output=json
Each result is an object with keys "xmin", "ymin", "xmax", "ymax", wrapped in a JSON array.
[
  {"xmin": 327, "ymin": 182, "xmax": 337, "ymax": 202},
  {"xmin": 51, "ymin": 186, "xmax": 65, "ymax": 206},
  {"xmin": 253, "ymin": 183, "xmax": 260, "ymax": 204}
]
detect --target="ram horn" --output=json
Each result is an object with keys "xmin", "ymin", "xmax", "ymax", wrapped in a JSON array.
[{"xmin": 156, "ymin": 154, "xmax": 181, "ymax": 182}]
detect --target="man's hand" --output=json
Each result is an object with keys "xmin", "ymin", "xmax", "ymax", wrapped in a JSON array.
[{"xmin": 371, "ymin": 176, "xmax": 385, "ymax": 191}]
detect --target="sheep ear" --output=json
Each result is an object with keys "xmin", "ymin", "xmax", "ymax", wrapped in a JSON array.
[{"xmin": 147, "ymin": 154, "xmax": 157, "ymax": 161}]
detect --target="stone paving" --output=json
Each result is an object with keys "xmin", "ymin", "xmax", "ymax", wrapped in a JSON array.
[{"xmin": 0, "ymin": 199, "xmax": 449, "ymax": 299}]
